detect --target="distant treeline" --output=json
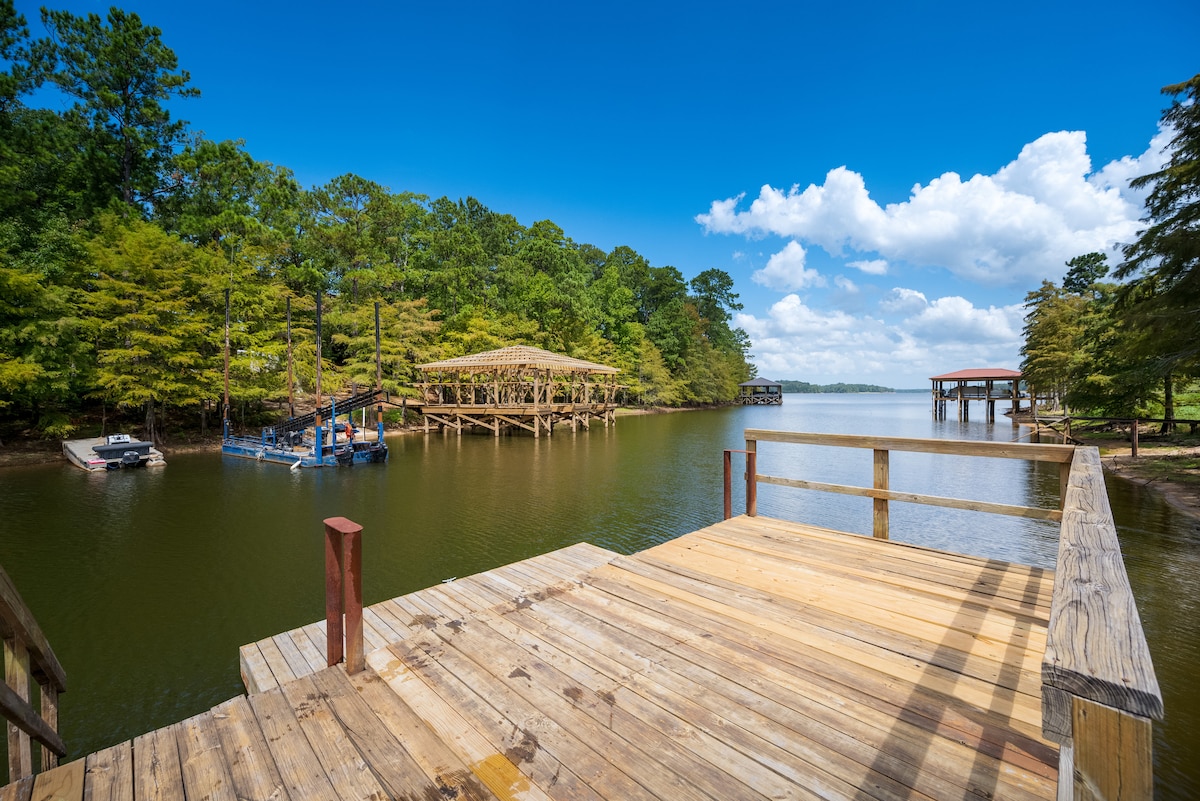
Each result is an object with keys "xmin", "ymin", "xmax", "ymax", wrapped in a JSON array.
[{"xmin": 776, "ymin": 381, "xmax": 894, "ymax": 394}]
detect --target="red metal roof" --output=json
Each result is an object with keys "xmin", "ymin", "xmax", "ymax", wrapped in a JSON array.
[{"xmin": 929, "ymin": 368, "xmax": 1022, "ymax": 381}]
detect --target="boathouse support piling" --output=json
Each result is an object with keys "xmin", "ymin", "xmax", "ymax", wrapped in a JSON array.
[{"xmin": 323, "ymin": 517, "xmax": 364, "ymax": 674}]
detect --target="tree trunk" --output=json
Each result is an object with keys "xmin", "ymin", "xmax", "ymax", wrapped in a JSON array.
[
  {"xmin": 1162, "ymin": 373, "xmax": 1175, "ymax": 435},
  {"xmin": 144, "ymin": 400, "xmax": 157, "ymax": 444}
]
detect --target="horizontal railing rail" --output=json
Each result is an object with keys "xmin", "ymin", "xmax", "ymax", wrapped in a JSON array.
[
  {"xmin": 724, "ymin": 429, "xmax": 1162, "ymax": 799},
  {"xmin": 1, "ymin": 564, "xmax": 68, "ymax": 781},
  {"xmin": 727, "ymin": 430, "xmax": 1077, "ymax": 536}
]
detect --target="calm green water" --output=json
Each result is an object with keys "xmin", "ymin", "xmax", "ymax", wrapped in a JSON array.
[{"xmin": 1, "ymin": 394, "xmax": 1196, "ymax": 797}]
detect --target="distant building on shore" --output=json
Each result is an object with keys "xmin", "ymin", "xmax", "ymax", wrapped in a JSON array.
[
  {"xmin": 930, "ymin": 368, "xmax": 1024, "ymax": 421},
  {"xmin": 738, "ymin": 378, "xmax": 783, "ymax": 405}
]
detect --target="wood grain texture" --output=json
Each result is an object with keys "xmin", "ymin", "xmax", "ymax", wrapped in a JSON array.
[
  {"xmin": 1071, "ymin": 696, "xmax": 1153, "ymax": 801},
  {"xmin": 83, "ymin": 743, "xmax": 132, "ymax": 801},
  {"xmin": 1043, "ymin": 448, "xmax": 1163, "ymax": 722},
  {"xmin": 28, "ymin": 758, "xmax": 83, "ymax": 801}
]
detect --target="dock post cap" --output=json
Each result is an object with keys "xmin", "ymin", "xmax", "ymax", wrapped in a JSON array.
[{"xmin": 323, "ymin": 517, "xmax": 363, "ymax": 535}]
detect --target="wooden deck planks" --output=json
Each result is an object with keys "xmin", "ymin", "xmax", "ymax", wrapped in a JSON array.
[
  {"xmin": 238, "ymin": 542, "xmax": 618, "ymax": 692},
  {"xmin": 5, "ymin": 517, "xmax": 1059, "ymax": 801}
]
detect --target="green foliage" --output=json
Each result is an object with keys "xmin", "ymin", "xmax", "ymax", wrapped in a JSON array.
[
  {"xmin": 0, "ymin": 7, "xmax": 757, "ymax": 438},
  {"xmin": 0, "ymin": 216, "xmax": 90, "ymax": 426},
  {"xmin": 41, "ymin": 6, "xmax": 198, "ymax": 210},
  {"xmin": 84, "ymin": 215, "xmax": 223, "ymax": 440}
]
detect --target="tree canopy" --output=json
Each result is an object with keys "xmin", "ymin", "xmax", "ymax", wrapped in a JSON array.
[
  {"xmin": 0, "ymin": 1, "xmax": 754, "ymax": 441},
  {"xmin": 1020, "ymin": 72, "xmax": 1200, "ymax": 426}
]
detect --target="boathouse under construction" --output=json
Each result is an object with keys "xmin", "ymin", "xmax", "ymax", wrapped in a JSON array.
[
  {"xmin": 415, "ymin": 346, "xmax": 620, "ymax": 437},
  {"xmin": 931, "ymin": 367, "xmax": 1026, "ymax": 421}
]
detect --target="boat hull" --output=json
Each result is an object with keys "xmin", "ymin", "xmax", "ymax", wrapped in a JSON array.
[{"xmin": 221, "ymin": 438, "xmax": 387, "ymax": 468}]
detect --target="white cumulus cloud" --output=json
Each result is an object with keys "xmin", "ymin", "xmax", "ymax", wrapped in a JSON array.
[
  {"xmin": 904, "ymin": 296, "xmax": 1024, "ymax": 344},
  {"xmin": 698, "ymin": 129, "xmax": 1166, "ymax": 287},
  {"xmin": 880, "ymin": 287, "xmax": 928, "ymax": 315},
  {"xmin": 848, "ymin": 259, "xmax": 888, "ymax": 275},
  {"xmin": 738, "ymin": 293, "xmax": 1024, "ymax": 386},
  {"xmin": 751, "ymin": 240, "xmax": 826, "ymax": 291}
]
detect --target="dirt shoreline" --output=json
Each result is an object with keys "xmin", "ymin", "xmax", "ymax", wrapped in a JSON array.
[{"xmin": 1100, "ymin": 448, "xmax": 1200, "ymax": 521}]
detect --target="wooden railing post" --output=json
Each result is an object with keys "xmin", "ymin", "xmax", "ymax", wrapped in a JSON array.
[
  {"xmin": 1, "ymin": 564, "xmax": 68, "ymax": 780},
  {"xmin": 873, "ymin": 449, "xmax": 889, "ymax": 539},
  {"xmin": 324, "ymin": 517, "xmax": 364, "ymax": 674},
  {"xmin": 1131, "ymin": 419, "xmax": 1139, "ymax": 458},
  {"xmin": 745, "ymin": 442, "xmax": 757, "ymax": 517},
  {"xmin": 4, "ymin": 637, "xmax": 32, "ymax": 779},
  {"xmin": 723, "ymin": 450, "xmax": 733, "ymax": 520}
]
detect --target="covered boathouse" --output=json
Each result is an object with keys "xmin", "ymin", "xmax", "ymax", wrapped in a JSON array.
[
  {"xmin": 415, "ymin": 345, "xmax": 620, "ymax": 437},
  {"xmin": 738, "ymin": 377, "xmax": 783, "ymax": 404},
  {"xmin": 931, "ymin": 368, "xmax": 1025, "ymax": 421}
]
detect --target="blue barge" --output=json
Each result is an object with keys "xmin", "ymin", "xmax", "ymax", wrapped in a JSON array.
[{"xmin": 222, "ymin": 389, "xmax": 389, "ymax": 468}]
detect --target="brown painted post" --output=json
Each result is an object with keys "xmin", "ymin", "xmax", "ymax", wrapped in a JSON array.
[
  {"xmin": 745, "ymin": 444, "xmax": 758, "ymax": 517},
  {"xmin": 343, "ymin": 525, "xmax": 364, "ymax": 674},
  {"xmin": 324, "ymin": 516, "xmax": 365, "ymax": 672},
  {"xmin": 873, "ymin": 449, "xmax": 889, "ymax": 540},
  {"xmin": 1131, "ymin": 419, "xmax": 1139, "ymax": 458},
  {"xmin": 324, "ymin": 522, "xmax": 344, "ymax": 667}
]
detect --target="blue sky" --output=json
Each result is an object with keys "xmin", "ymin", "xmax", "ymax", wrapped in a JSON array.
[{"xmin": 16, "ymin": 0, "xmax": 1199, "ymax": 387}]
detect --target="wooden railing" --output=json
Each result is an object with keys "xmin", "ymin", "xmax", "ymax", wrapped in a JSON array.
[
  {"xmin": 324, "ymin": 517, "xmax": 364, "ymax": 675},
  {"xmin": 1, "ymin": 564, "xmax": 67, "ymax": 782},
  {"xmin": 724, "ymin": 430, "xmax": 1163, "ymax": 798},
  {"xmin": 1042, "ymin": 447, "xmax": 1163, "ymax": 799},
  {"xmin": 726, "ymin": 430, "xmax": 1077, "ymax": 538}
]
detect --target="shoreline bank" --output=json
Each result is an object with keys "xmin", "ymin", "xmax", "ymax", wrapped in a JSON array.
[{"xmin": 0, "ymin": 405, "xmax": 707, "ymax": 469}]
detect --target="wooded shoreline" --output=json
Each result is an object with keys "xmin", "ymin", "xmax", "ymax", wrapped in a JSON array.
[{"xmin": 0, "ymin": 404, "xmax": 708, "ymax": 469}]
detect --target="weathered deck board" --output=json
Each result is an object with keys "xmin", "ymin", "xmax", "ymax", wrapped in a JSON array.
[
  {"xmin": 238, "ymin": 541, "xmax": 616, "ymax": 693},
  {"xmin": 4, "ymin": 517, "xmax": 1059, "ymax": 800}
]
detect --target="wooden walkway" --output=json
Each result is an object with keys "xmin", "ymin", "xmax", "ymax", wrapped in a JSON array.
[{"xmin": 5, "ymin": 517, "xmax": 1058, "ymax": 801}]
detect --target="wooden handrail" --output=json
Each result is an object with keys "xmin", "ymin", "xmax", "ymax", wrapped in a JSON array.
[
  {"xmin": 744, "ymin": 429, "xmax": 1077, "ymax": 462},
  {"xmin": 739, "ymin": 430, "xmax": 1073, "ymax": 539},
  {"xmin": 1, "ymin": 564, "xmax": 67, "ymax": 780},
  {"xmin": 1042, "ymin": 447, "xmax": 1162, "ymax": 798}
]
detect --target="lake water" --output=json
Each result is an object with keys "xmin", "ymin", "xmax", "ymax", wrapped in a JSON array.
[{"xmin": 1, "ymin": 393, "xmax": 1196, "ymax": 796}]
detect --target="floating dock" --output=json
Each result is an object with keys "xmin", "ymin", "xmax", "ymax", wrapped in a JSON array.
[
  {"xmin": 61, "ymin": 435, "xmax": 165, "ymax": 472},
  {"xmin": 222, "ymin": 389, "xmax": 389, "ymax": 468}
]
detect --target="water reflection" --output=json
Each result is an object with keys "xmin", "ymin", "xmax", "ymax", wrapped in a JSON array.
[{"xmin": 0, "ymin": 394, "xmax": 1194, "ymax": 796}]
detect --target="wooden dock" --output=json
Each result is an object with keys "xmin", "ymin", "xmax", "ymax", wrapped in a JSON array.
[
  {"xmin": 4, "ymin": 431, "xmax": 1163, "ymax": 800},
  {"xmin": 12, "ymin": 517, "xmax": 1060, "ymax": 801}
]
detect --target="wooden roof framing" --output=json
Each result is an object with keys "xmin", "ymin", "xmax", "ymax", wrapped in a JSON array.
[{"xmin": 419, "ymin": 346, "xmax": 619, "ymax": 376}]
